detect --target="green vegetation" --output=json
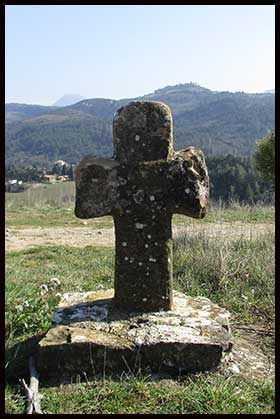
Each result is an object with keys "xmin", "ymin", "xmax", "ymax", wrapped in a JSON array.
[
  {"xmin": 5, "ymin": 107, "xmax": 112, "ymax": 168},
  {"xmin": 5, "ymin": 232, "xmax": 274, "ymax": 345},
  {"xmin": 5, "ymin": 181, "xmax": 75, "ymax": 209},
  {"xmin": 5, "ymin": 84, "xmax": 274, "ymax": 166},
  {"xmin": 5, "ymin": 164, "xmax": 42, "ymax": 182},
  {"xmin": 5, "ymin": 222, "xmax": 274, "ymax": 413},
  {"xmin": 5, "ymin": 83, "xmax": 275, "ymax": 413},
  {"xmin": 5, "ymin": 181, "xmax": 275, "ymax": 229},
  {"xmin": 5, "ymin": 153, "xmax": 274, "ymax": 205},
  {"xmin": 206, "ymin": 154, "xmax": 273, "ymax": 203},
  {"xmin": 5, "ymin": 160, "xmax": 75, "ymax": 183},
  {"xmin": 254, "ymin": 131, "xmax": 275, "ymax": 183},
  {"xmin": 5, "ymin": 373, "xmax": 275, "ymax": 414},
  {"xmin": 5, "ymin": 176, "xmax": 274, "ymax": 413},
  {"xmin": 5, "ymin": 182, "xmax": 112, "ymax": 228},
  {"xmin": 173, "ymin": 232, "xmax": 274, "ymax": 325}
]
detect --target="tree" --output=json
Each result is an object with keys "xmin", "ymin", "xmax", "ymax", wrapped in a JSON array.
[{"xmin": 254, "ymin": 131, "xmax": 275, "ymax": 183}]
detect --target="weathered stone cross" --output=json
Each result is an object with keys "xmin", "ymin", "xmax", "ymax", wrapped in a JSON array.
[{"xmin": 75, "ymin": 101, "xmax": 209, "ymax": 312}]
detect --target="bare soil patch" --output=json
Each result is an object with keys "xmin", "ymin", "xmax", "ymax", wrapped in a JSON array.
[{"xmin": 5, "ymin": 222, "xmax": 274, "ymax": 252}]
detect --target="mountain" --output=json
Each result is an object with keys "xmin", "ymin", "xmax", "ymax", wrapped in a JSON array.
[
  {"xmin": 5, "ymin": 83, "xmax": 275, "ymax": 168},
  {"xmin": 53, "ymin": 94, "xmax": 86, "ymax": 107},
  {"xmin": 263, "ymin": 89, "xmax": 275, "ymax": 94},
  {"xmin": 5, "ymin": 103, "xmax": 58, "ymax": 124}
]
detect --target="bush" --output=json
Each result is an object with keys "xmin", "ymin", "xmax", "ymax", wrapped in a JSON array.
[{"xmin": 254, "ymin": 132, "xmax": 275, "ymax": 183}]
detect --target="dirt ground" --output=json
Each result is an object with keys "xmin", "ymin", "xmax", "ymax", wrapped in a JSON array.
[{"xmin": 5, "ymin": 222, "xmax": 274, "ymax": 252}]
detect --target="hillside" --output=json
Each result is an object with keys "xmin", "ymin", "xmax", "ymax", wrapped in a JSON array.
[{"xmin": 5, "ymin": 83, "xmax": 275, "ymax": 167}]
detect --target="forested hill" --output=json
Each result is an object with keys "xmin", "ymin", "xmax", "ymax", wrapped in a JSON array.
[{"xmin": 5, "ymin": 83, "xmax": 275, "ymax": 167}]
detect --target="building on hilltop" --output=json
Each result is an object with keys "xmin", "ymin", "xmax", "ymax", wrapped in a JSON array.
[{"xmin": 41, "ymin": 174, "xmax": 57, "ymax": 184}]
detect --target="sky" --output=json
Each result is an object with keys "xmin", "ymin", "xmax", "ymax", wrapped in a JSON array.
[{"xmin": 5, "ymin": 5, "xmax": 275, "ymax": 105}]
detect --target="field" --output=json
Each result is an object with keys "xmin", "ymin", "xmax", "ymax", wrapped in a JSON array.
[{"xmin": 5, "ymin": 182, "xmax": 275, "ymax": 414}]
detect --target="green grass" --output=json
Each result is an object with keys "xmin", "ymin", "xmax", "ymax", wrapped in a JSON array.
[
  {"xmin": 173, "ymin": 232, "xmax": 275, "ymax": 325},
  {"xmin": 5, "ymin": 233, "xmax": 274, "ymax": 346},
  {"xmin": 5, "ymin": 246, "xmax": 114, "ymax": 387},
  {"xmin": 5, "ymin": 188, "xmax": 275, "ymax": 413},
  {"xmin": 5, "ymin": 181, "xmax": 76, "ymax": 209},
  {"xmin": 205, "ymin": 199, "xmax": 275, "ymax": 223},
  {"xmin": 5, "ymin": 206, "xmax": 113, "ymax": 228},
  {"xmin": 5, "ymin": 182, "xmax": 113, "ymax": 228},
  {"xmin": 5, "ymin": 372, "xmax": 274, "ymax": 414},
  {"xmin": 5, "ymin": 229, "xmax": 275, "ymax": 413},
  {"xmin": 6, "ymin": 246, "xmax": 114, "ymax": 341},
  {"xmin": 5, "ymin": 182, "xmax": 275, "ymax": 228}
]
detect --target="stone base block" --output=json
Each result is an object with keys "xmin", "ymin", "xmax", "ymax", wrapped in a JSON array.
[{"xmin": 37, "ymin": 289, "xmax": 232, "ymax": 383}]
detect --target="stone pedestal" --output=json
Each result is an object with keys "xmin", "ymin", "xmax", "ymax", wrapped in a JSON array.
[{"xmin": 37, "ymin": 289, "xmax": 232, "ymax": 384}]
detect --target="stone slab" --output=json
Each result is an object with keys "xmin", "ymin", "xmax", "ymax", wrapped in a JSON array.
[{"xmin": 37, "ymin": 289, "xmax": 232, "ymax": 383}]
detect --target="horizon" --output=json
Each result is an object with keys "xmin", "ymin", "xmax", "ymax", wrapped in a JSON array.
[
  {"xmin": 5, "ymin": 81, "xmax": 275, "ymax": 106},
  {"xmin": 5, "ymin": 5, "xmax": 275, "ymax": 105}
]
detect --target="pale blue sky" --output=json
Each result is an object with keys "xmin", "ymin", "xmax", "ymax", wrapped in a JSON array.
[{"xmin": 5, "ymin": 5, "xmax": 275, "ymax": 105}]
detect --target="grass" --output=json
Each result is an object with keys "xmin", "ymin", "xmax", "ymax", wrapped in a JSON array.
[
  {"xmin": 5, "ymin": 233, "xmax": 274, "ymax": 413},
  {"xmin": 5, "ymin": 181, "xmax": 76, "ymax": 209},
  {"xmin": 6, "ymin": 246, "xmax": 114, "ymax": 342},
  {"xmin": 5, "ymin": 182, "xmax": 275, "ymax": 228},
  {"xmin": 5, "ymin": 182, "xmax": 112, "ymax": 228},
  {"xmin": 5, "ymin": 182, "xmax": 275, "ymax": 413},
  {"xmin": 173, "ymin": 232, "xmax": 275, "ymax": 325},
  {"xmin": 5, "ymin": 372, "xmax": 275, "ymax": 414}
]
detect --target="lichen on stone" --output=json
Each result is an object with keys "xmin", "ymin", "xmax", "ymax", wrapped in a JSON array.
[{"xmin": 75, "ymin": 101, "xmax": 209, "ymax": 313}]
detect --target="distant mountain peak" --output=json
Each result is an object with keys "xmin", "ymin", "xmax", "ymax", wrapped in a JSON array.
[{"xmin": 53, "ymin": 94, "xmax": 86, "ymax": 107}]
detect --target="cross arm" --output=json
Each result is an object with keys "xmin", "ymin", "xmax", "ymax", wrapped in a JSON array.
[
  {"xmin": 167, "ymin": 146, "xmax": 209, "ymax": 219},
  {"xmin": 75, "ymin": 156, "xmax": 120, "ymax": 219}
]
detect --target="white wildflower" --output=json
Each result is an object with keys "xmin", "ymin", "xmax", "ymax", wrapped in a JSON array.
[
  {"xmin": 40, "ymin": 284, "xmax": 49, "ymax": 295},
  {"xmin": 227, "ymin": 363, "xmax": 240, "ymax": 374},
  {"xmin": 50, "ymin": 277, "xmax": 61, "ymax": 287}
]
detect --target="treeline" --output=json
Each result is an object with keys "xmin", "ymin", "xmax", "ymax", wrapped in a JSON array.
[
  {"xmin": 5, "ymin": 115, "xmax": 112, "ymax": 167},
  {"xmin": 206, "ymin": 155, "xmax": 273, "ymax": 203},
  {"xmin": 6, "ymin": 155, "xmax": 274, "ymax": 204},
  {"xmin": 5, "ymin": 165, "xmax": 42, "ymax": 183},
  {"xmin": 5, "ymin": 161, "xmax": 76, "ymax": 183}
]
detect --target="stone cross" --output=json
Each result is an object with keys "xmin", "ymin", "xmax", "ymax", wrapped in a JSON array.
[{"xmin": 75, "ymin": 101, "xmax": 209, "ymax": 312}]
